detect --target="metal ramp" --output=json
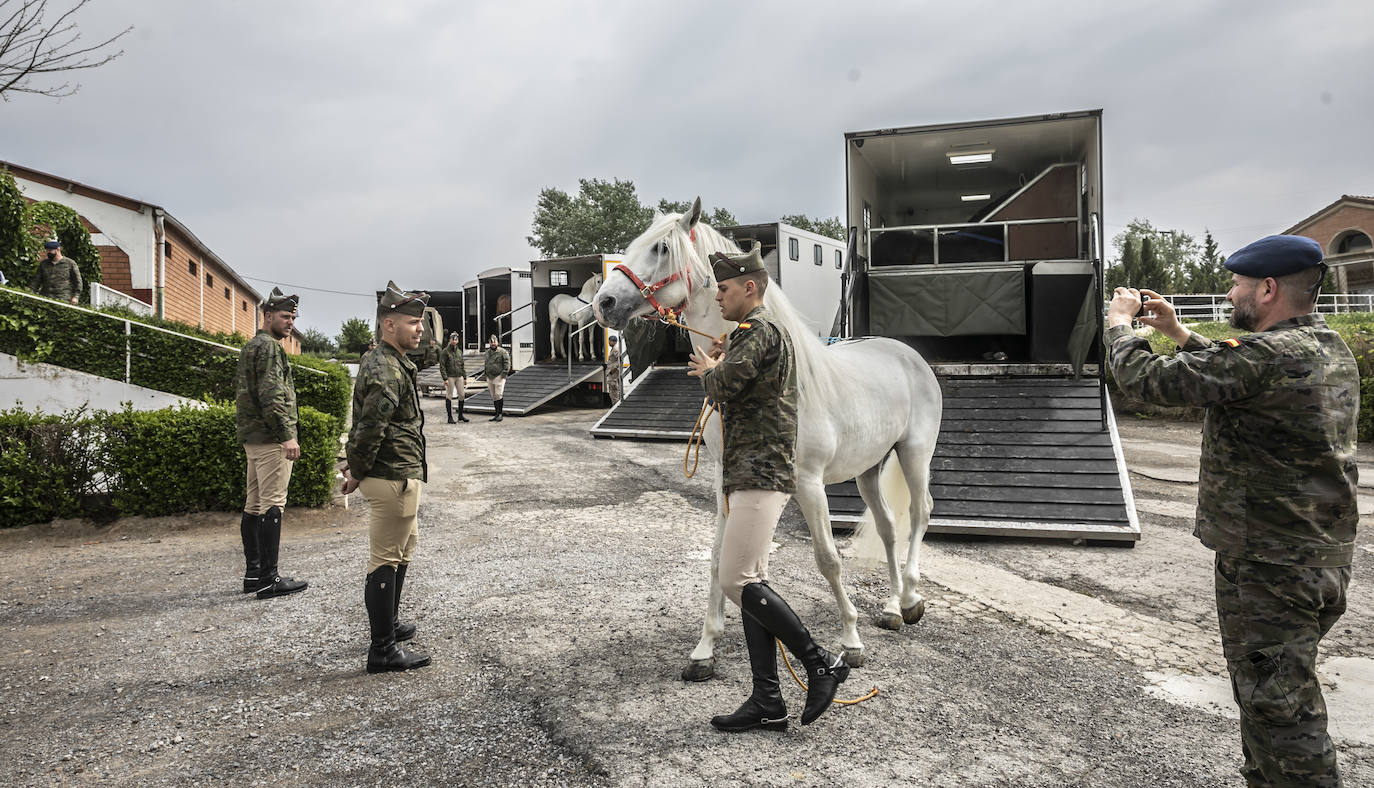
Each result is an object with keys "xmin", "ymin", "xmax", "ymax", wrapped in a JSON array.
[
  {"xmin": 826, "ymin": 377, "xmax": 1139, "ymax": 542},
  {"xmin": 465, "ymin": 362, "xmax": 603, "ymax": 416},
  {"xmin": 590, "ymin": 365, "xmax": 703, "ymax": 440}
]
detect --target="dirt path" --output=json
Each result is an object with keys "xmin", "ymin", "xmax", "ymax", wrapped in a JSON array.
[{"xmin": 1, "ymin": 400, "xmax": 1371, "ymax": 786}]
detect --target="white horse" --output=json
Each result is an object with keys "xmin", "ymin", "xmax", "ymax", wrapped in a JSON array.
[
  {"xmin": 550, "ymin": 274, "xmax": 603, "ymax": 361},
  {"xmin": 591, "ymin": 198, "xmax": 943, "ymax": 680}
]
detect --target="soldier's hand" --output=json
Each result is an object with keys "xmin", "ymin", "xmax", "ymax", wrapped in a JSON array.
[
  {"xmin": 341, "ymin": 467, "xmax": 360, "ymax": 495},
  {"xmin": 1107, "ymin": 287, "xmax": 1143, "ymax": 328},
  {"xmin": 687, "ymin": 345, "xmax": 719, "ymax": 377},
  {"xmin": 70, "ymin": 297, "xmax": 78, "ymax": 305},
  {"xmin": 282, "ymin": 438, "xmax": 301, "ymax": 461},
  {"xmin": 1137, "ymin": 289, "xmax": 1190, "ymax": 345}
]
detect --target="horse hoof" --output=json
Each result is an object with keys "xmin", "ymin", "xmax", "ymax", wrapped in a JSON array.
[
  {"xmin": 875, "ymin": 611, "xmax": 904, "ymax": 631},
  {"xmin": 681, "ymin": 658, "xmax": 716, "ymax": 682},
  {"xmin": 842, "ymin": 648, "xmax": 865, "ymax": 668},
  {"xmin": 902, "ymin": 599, "xmax": 926, "ymax": 624}
]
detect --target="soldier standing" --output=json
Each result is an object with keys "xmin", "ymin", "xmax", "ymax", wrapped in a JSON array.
[
  {"xmin": 687, "ymin": 243, "xmax": 850, "ymax": 732},
  {"xmin": 603, "ymin": 334, "xmax": 623, "ymax": 404},
  {"xmin": 439, "ymin": 331, "xmax": 469, "ymax": 423},
  {"xmin": 31, "ymin": 240, "xmax": 82, "ymax": 304},
  {"xmin": 342, "ymin": 281, "xmax": 431, "ymax": 674},
  {"xmin": 1107, "ymin": 235, "xmax": 1358, "ymax": 787},
  {"xmin": 235, "ymin": 287, "xmax": 309, "ymax": 599},
  {"xmin": 484, "ymin": 334, "xmax": 511, "ymax": 422}
]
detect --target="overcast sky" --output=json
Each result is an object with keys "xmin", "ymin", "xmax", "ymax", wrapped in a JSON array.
[{"xmin": 5, "ymin": 0, "xmax": 1372, "ymax": 335}]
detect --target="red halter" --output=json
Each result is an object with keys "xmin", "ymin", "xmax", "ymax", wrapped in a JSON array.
[{"xmin": 612, "ymin": 228, "xmax": 696, "ymax": 320}]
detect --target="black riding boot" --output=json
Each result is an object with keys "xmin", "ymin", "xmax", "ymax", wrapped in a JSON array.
[
  {"xmin": 255, "ymin": 506, "xmax": 308, "ymax": 599},
  {"xmin": 457, "ymin": 397, "xmax": 469, "ymax": 422},
  {"xmin": 393, "ymin": 563, "xmax": 416, "ymax": 642},
  {"xmin": 366, "ymin": 565, "xmax": 430, "ymax": 674},
  {"xmin": 491, "ymin": 398, "xmax": 504, "ymax": 422},
  {"xmin": 240, "ymin": 511, "xmax": 266, "ymax": 594},
  {"xmin": 710, "ymin": 609, "xmax": 788, "ymax": 732},
  {"xmin": 740, "ymin": 582, "xmax": 850, "ymax": 725},
  {"xmin": 445, "ymin": 399, "xmax": 455, "ymax": 424}
]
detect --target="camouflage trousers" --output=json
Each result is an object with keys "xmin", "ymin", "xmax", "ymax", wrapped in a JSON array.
[{"xmin": 1214, "ymin": 553, "xmax": 1350, "ymax": 788}]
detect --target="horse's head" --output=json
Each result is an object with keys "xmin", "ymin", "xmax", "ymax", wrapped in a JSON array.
[{"xmin": 593, "ymin": 197, "xmax": 709, "ymax": 330}]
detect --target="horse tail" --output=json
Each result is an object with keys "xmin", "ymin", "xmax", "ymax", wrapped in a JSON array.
[{"xmin": 848, "ymin": 451, "xmax": 916, "ymax": 563}]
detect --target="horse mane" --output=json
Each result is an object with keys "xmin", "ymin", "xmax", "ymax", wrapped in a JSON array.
[{"xmin": 650, "ymin": 213, "xmax": 850, "ymax": 416}]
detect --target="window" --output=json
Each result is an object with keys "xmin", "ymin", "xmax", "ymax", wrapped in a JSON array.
[
  {"xmin": 164, "ymin": 241, "xmax": 173, "ymax": 257},
  {"xmin": 242, "ymin": 300, "xmax": 248, "ymax": 312},
  {"xmin": 205, "ymin": 272, "xmax": 214, "ymax": 287},
  {"xmin": 188, "ymin": 260, "xmax": 197, "ymax": 276},
  {"xmin": 550, "ymin": 270, "xmax": 570, "ymax": 287},
  {"xmin": 835, "ymin": 249, "xmax": 843, "ymax": 269},
  {"xmin": 224, "ymin": 287, "xmax": 231, "ymax": 299},
  {"xmin": 788, "ymin": 237, "xmax": 799, "ymax": 261},
  {"xmin": 1336, "ymin": 231, "xmax": 1372, "ymax": 254},
  {"xmin": 813, "ymin": 244, "xmax": 823, "ymax": 266}
]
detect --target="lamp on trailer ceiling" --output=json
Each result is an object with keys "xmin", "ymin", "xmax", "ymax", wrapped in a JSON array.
[{"xmin": 946, "ymin": 148, "xmax": 994, "ymax": 165}]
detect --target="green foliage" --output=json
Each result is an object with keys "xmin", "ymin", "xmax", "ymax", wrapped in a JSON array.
[
  {"xmin": 0, "ymin": 287, "xmax": 350, "ymax": 426},
  {"xmin": 780, "ymin": 214, "xmax": 845, "ymax": 241},
  {"xmin": 658, "ymin": 199, "xmax": 737, "ymax": 228},
  {"xmin": 528, "ymin": 178, "xmax": 654, "ymax": 257},
  {"xmin": 0, "ymin": 169, "xmax": 31, "ymax": 286},
  {"xmin": 337, "ymin": 316, "xmax": 374, "ymax": 355},
  {"xmin": 25, "ymin": 201, "xmax": 102, "ymax": 301},
  {"xmin": 300, "ymin": 327, "xmax": 336, "ymax": 354},
  {"xmin": 1104, "ymin": 219, "xmax": 1208, "ymax": 294},
  {"xmin": 0, "ymin": 403, "xmax": 339, "ymax": 527}
]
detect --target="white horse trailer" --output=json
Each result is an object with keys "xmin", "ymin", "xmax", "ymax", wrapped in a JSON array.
[
  {"xmin": 466, "ymin": 255, "xmax": 625, "ymax": 416},
  {"xmin": 836, "ymin": 109, "xmax": 1139, "ymax": 543},
  {"xmin": 719, "ymin": 222, "xmax": 846, "ymax": 337},
  {"xmin": 476, "ymin": 265, "xmax": 534, "ymax": 371}
]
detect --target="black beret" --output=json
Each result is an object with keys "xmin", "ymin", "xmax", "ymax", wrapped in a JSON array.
[{"xmin": 1224, "ymin": 235, "xmax": 1323, "ymax": 278}]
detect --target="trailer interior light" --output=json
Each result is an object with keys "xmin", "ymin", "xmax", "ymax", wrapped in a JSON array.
[
  {"xmin": 946, "ymin": 149, "xmax": 994, "ymax": 165},
  {"xmin": 961, "ymin": 194, "xmax": 991, "ymax": 202}
]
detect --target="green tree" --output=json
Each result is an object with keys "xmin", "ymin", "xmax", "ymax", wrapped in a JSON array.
[
  {"xmin": 657, "ymin": 199, "xmax": 737, "ymax": 228},
  {"xmin": 780, "ymin": 214, "xmax": 845, "ymax": 241},
  {"xmin": 1105, "ymin": 219, "xmax": 1205, "ymax": 294},
  {"xmin": 336, "ymin": 317, "xmax": 374, "ymax": 355},
  {"xmin": 300, "ymin": 327, "xmax": 336, "ymax": 354},
  {"xmin": 527, "ymin": 178, "xmax": 653, "ymax": 257},
  {"xmin": 1184, "ymin": 229, "xmax": 1231, "ymax": 293},
  {"xmin": 0, "ymin": 168, "xmax": 30, "ymax": 286}
]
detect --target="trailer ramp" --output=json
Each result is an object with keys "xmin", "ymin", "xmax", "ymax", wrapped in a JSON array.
[
  {"xmin": 465, "ymin": 362, "xmax": 603, "ymax": 416},
  {"xmin": 590, "ymin": 365, "xmax": 703, "ymax": 440},
  {"xmin": 827, "ymin": 377, "xmax": 1139, "ymax": 542}
]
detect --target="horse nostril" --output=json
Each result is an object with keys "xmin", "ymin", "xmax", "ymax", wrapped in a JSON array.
[{"xmin": 598, "ymin": 296, "xmax": 616, "ymax": 313}]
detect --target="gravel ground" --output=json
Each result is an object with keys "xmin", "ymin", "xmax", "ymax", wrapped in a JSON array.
[{"xmin": 1, "ymin": 398, "xmax": 1371, "ymax": 787}]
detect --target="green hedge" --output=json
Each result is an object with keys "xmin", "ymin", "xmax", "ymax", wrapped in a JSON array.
[
  {"xmin": 1111, "ymin": 313, "xmax": 1374, "ymax": 440},
  {"xmin": 0, "ymin": 285, "xmax": 351, "ymax": 425},
  {"xmin": 0, "ymin": 404, "xmax": 339, "ymax": 528}
]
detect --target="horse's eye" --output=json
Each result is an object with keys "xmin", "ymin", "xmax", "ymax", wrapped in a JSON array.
[{"xmin": 655, "ymin": 242, "xmax": 669, "ymax": 256}]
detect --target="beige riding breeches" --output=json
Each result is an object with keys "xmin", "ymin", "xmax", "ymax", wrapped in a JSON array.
[
  {"xmin": 360, "ymin": 477, "xmax": 422, "ymax": 572},
  {"xmin": 243, "ymin": 442, "xmax": 294, "ymax": 515},
  {"xmin": 444, "ymin": 378, "xmax": 464, "ymax": 399},
  {"xmin": 719, "ymin": 489, "xmax": 791, "ymax": 607},
  {"xmin": 487, "ymin": 375, "xmax": 507, "ymax": 400}
]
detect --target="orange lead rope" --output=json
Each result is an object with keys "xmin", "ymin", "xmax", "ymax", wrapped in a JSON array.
[{"xmin": 779, "ymin": 642, "xmax": 881, "ymax": 706}]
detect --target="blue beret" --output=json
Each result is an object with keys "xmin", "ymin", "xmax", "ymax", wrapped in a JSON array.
[
  {"xmin": 43, "ymin": 240, "xmax": 60, "ymax": 249},
  {"xmin": 1224, "ymin": 235, "xmax": 1323, "ymax": 278}
]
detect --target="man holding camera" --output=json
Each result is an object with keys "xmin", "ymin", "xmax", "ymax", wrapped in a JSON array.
[{"xmin": 1106, "ymin": 235, "xmax": 1358, "ymax": 787}]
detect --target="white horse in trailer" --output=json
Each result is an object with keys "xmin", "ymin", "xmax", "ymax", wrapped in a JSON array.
[
  {"xmin": 549, "ymin": 274, "xmax": 603, "ymax": 361},
  {"xmin": 591, "ymin": 198, "xmax": 943, "ymax": 680}
]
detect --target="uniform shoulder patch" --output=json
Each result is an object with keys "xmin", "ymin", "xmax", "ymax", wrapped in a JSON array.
[
  {"xmin": 1222, "ymin": 338, "xmax": 1241, "ymax": 348},
  {"xmin": 736, "ymin": 321, "xmax": 752, "ymax": 329}
]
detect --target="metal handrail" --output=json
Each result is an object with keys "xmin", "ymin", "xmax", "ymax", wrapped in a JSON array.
[
  {"xmin": 869, "ymin": 216, "xmax": 1079, "ymax": 267},
  {"xmin": 492, "ymin": 301, "xmax": 534, "ymax": 322},
  {"xmin": 499, "ymin": 319, "xmax": 533, "ymax": 340},
  {"xmin": 1134, "ymin": 293, "xmax": 1374, "ymax": 322}
]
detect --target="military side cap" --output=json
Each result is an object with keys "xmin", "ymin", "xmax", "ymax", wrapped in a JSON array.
[
  {"xmin": 378, "ymin": 280, "xmax": 429, "ymax": 317},
  {"xmin": 710, "ymin": 242, "xmax": 766, "ymax": 282},
  {"xmin": 261, "ymin": 286, "xmax": 299, "ymax": 312},
  {"xmin": 1225, "ymin": 235, "xmax": 1323, "ymax": 278}
]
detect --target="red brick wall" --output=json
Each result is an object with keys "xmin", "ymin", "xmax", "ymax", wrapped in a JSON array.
[
  {"xmin": 1291, "ymin": 203, "xmax": 1374, "ymax": 252},
  {"xmin": 98, "ymin": 245, "xmax": 133, "ymax": 294}
]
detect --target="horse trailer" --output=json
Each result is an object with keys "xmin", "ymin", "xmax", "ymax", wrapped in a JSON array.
[
  {"xmin": 835, "ymin": 109, "xmax": 1139, "ymax": 542},
  {"xmin": 718, "ymin": 222, "xmax": 847, "ymax": 337}
]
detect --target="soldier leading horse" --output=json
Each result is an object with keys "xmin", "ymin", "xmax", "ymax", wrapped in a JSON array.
[{"xmin": 592, "ymin": 198, "xmax": 942, "ymax": 679}]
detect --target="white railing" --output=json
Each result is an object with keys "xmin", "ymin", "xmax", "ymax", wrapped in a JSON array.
[
  {"xmin": 1143, "ymin": 293, "xmax": 1374, "ymax": 322},
  {"xmin": 89, "ymin": 282, "xmax": 154, "ymax": 316}
]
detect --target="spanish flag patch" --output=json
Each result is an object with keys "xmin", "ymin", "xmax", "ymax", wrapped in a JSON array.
[
  {"xmin": 737, "ymin": 322, "xmax": 752, "ymax": 329},
  {"xmin": 1223, "ymin": 338, "xmax": 1241, "ymax": 348}
]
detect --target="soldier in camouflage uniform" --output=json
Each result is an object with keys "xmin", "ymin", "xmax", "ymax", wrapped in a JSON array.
[
  {"xmin": 30, "ymin": 240, "xmax": 83, "ymax": 304},
  {"xmin": 341, "ymin": 281, "xmax": 432, "ymax": 674},
  {"xmin": 235, "ymin": 287, "xmax": 309, "ymax": 599},
  {"xmin": 439, "ymin": 331, "xmax": 469, "ymax": 423},
  {"xmin": 1107, "ymin": 235, "xmax": 1358, "ymax": 788},
  {"xmin": 687, "ymin": 243, "xmax": 849, "ymax": 733},
  {"xmin": 603, "ymin": 335, "xmax": 623, "ymax": 404},
  {"xmin": 484, "ymin": 334, "xmax": 512, "ymax": 422}
]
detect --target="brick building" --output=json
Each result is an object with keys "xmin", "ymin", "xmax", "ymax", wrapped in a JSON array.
[
  {"xmin": 3, "ymin": 161, "xmax": 300, "ymax": 353},
  {"xmin": 1284, "ymin": 195, "xmax": 1374, "ymax": 294}
]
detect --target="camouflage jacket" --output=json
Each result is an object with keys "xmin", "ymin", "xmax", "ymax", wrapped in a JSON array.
[
  {"xmin": 346, "ymin": 342, "xmax": 427, "ymax": 483},
  {"xmin": 235, "ymin": 330, "xmax": 298, "ymax": 444},
  {"xmin": 1107, "ymin": 315, "xmax": 1359, "ymax": 566},
  {"xmin": 30, "ymin": 256, "xmax": 83, "ymax": 302},
  {"xmin": 701, "ymin": 306, "xmax": 798, "ymax": 496},
  {"xmin": 484, "ymin": 346, "xmax": 511, "ymax": 378},
  {"xmin": 439, "ymin": 345, "xmax": 466, "ymax": 379}
]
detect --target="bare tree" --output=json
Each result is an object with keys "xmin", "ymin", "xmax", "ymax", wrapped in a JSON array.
[{"xmin": 0, "ymin": 0, "xmax": 130, "ymax": 100}]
